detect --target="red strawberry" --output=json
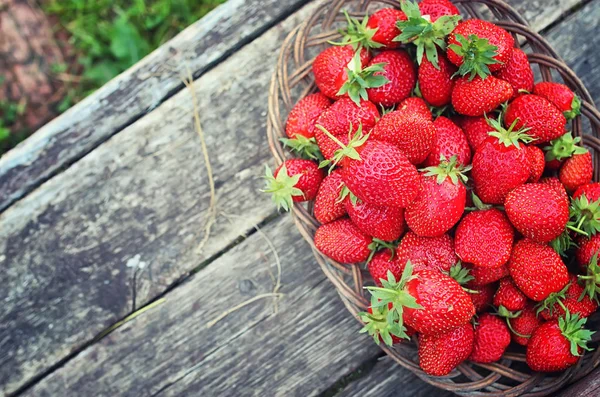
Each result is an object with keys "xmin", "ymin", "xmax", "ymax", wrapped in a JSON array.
[
  {"xmin": 539, "ymin": 176, "xmax": 569, "ymax": 201},
  {"xmin": 543, "ymin": 132, "xmax": 587, "ymax": 171},
  {"xmin": 494, "ymin": 48, "xmax": 534, "ymax": 98},
  {"xmin": 504, "ymin": 94, "xmax": 567, "ymax": 143},
  {"xmin": 424, "ymin": 117, "xmax": 471, "ymax": 167},
  {"xmin": 448, "ymin": 19, "xmax": 514, "ymax": 76},
  {"xmin": 466, "ymin": 263, "xmax": 509, "ymax": 286},
  {"xmin": 398, "ymin": 97, "xmax": 432, "ymax": 120},
  {"xmin": 509, "ymin": 303, "xmax": 544, "ymax": 346},
  {"xmin": 366, "ymin": 50, "xmax": 416, "ymax": 107},
  {"xmin": 538, "ymin": 276, "xmax": 598, "ymax": 321},
  {"xmin": 369, "ymin": 110, "xmax": 436, "ymax": 164},
  {"xmin": 576, "ymin": 234, "xmax": 600, "ymax": 269},
  {"xmin": 574, "ymin": 183, "xmax": 600, "ymax": 202},
  {"xmin": 559, "ymin": 151, "xmax": 593, "ymax": 192},
  {"xmin": 455, "ymin": 209, "xmax": 514, "ymax": 268},
  {"xmin": 418, "ymin": 322, "xmax": 474, "ymax": 376},
  {"xmin": 345, "ymin": 198, "xmax": 405, "ymax": 241},
  {"xmin": 315, "ymin": 98, "xmax": 379, "ymax": 160},
  {"xmin": 526, "ymin": 146, "xmax": 545, "ymax": 183},
  {"xmin": 314, "ymin": 218, "xmax": 372, "ymax": 263},
  {"xmin": 471, "ymin": 115, "xmax": 531, "ymax": 204},
  {"xmin": 452, "ymin": 75, "xmax": 513, "ymax": 116},
  {"xmin": 405, "ymin": 156, "xmax": 468, "ymax": 237},
  {"xmin": 453, "ymin": 115, "xmax": 491, "ymax": 151},
  {"xmin": 263, "ymin": 160, "xmax": 324, "ymax": 211},
  {"xmin": 418, "ymin": 51, "xmax": 457, "ymax": 107},
  {"xmin": 494, "ymin": 277, "xmax": 527, "ymax": 312},
  {"xmin": 508, "ymin": 239, "xmax": 569, "ymax": 301},
  {"xmin": 366, "ymin": 8, "xmax": 407, "ymax": 49},
  {"xmin": 504, "ymin": 183, "xmax": 569, "ymax": 243},
  {"xmin": 469, "ymin": 283, "xmax": 496, "ymax": 313},
  {"xmin": 313, "ymin": 170, "xmax": 346, "ymax": 224},
  {"xmin": 526, "ymin": 312, "xmax": 594, "ymax": 372},
  {"xmin": 396, "ymin": 231, "xmax": 457, "ymax": 272},
  {"xmin": 313, "ymin": 45, "xmax": 370, "ymax": 99},
  {"xmin": 469, "ymin": 313, "xmax": 511, "ymax": 363},
  {"xmin": 285, "ymin": 93, "xmax": 332, "ymax": 139},
  {"xmin": 368, "ymin": 249, "xmax": 404, "ymax": 286},
  {"xmin": 534, "ymin": 81, "xmax": 581, "ymax": 120},
  {"xmin": 418, "ymin": 0, "xmax": 460, "ymax": 21}
]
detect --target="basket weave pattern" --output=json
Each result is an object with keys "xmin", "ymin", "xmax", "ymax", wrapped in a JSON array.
[{"xmin": 266, "ymin": 1, "xmax": 600, "ymax": 395}]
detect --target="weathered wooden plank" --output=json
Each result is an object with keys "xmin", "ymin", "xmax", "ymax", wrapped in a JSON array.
[
  {"xmin": 558, "ymin": 368, "xmax": 600, "ymax": 397},
  {"xmin": 0, "ymin": 3, "xmax": 320, "ymax": 394},
  {"xmin": 506, "ymin": 0, "xmax": 580, "ymax": 32},
  {"xmin": 0, "ymin": 0, "xmax": 310, "ymax": 212}
]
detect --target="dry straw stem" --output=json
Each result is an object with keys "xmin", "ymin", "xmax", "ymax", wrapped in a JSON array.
[{"xmin": 94, "ymin": 298, "xmax": 167, "ymax": 341}]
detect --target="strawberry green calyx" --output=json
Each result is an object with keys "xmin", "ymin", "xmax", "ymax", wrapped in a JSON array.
[
  {"xmin": 578, "ymin": 253, "xmax": 600, "ymax": 303},
  {"xmin": 550, "ymin": 231, "xmax": 576, "ymax": 257},
  {"xmin": 358, "ymin": 296, "xmax": 409, "ymax": 346},
  {"xmin": 569, "ymin": 194, "xmax": 600, "ymax": 237},
  {"xmin": 330, "ymin": 10, "xmax": 384, "ymax": 51},
  {"xmin": 338, "ymin": 185, "xmax": 360, "ymax": 205},
  {"xmin": 262, "ymin": 164, "xmax": 303, "ymax": 212},
  {"xmin": 558, "ymin": 310, "xmax": 595, "ymax": 357},
  {"xmin": 367, "ymin": 238, "xmax": 398, "ymax": 263},
  {"xmin": 394, "ymin": 0, "xmax": 461, "ymax": 69},
  {"xmin": 536, "ymin": 282, "xmax": 570, "ymax": 316},
  {"xmin": 564, "ymin": 95, "xmax": 582, "ymax": 121},
  {"xmin": 317, "ymin": 123, "xmax": 369, "ymax": 171},
  {"xmin": 497, "ymin": 305, "xmax": 528, "ymax": 338},
  {"xmin": 422, "ymin": 155, "xmax": 471, "ymax": 185},
  {"xmin": 280, "ymin": 136, "xmax": 323, "ymax": 161},
  {"xmin": 445, "ymin": 262, "xmax": 477, "ymax": 293},
  {"xmin": 486, "ymin": 113, "xmax": 534, "ymax": 148},
  {"xmin": 338, "ymin": 51, "xmax": 389, "ymax": 106},
  {"xmin": 449, "ymin": 34, "xmax": 500, "ymax": 80},
  {"xmin": 543, "ymin": 132, "xmax": 587, "ymax": 162}
]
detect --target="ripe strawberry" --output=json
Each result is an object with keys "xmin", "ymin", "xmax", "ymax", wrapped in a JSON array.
[
  {"xmin": 366, "ymin": 8, "xmax": 407, "ymax": 49},
  {"xmin": 494, "ymin": 48, "xmax": 534, "ymax": 98},
  {"xmin": 360, "ymin": 301, "xmax": 416, "ymax": 346},
  {"xmin": 543, "ymin": 132, "xmax": 587, "ymax": 172},
  {"xmin": 526, "ymin": 312, "xmax": 594, "ymax": 372},
  {"xmin": 534, "ymin": 81, "xmax": 581, "ymax": 120},
  {"xmin": 455, "ymin": 209, "xmax": 514, "ymax": 268},
  {"xmin": 418, "ymin": 51, "xmax": 457, "ymax": 107},
  {"xmin": 538, "ymin": 276, "xmax": 598, "ymax": 321},
  {"xmin": 508, "ymin": 239, "xmax": 569, "ymax": 301},
  {"xmin": 398, "ymin": 97, "xmax": 432, "ymax": 120},
  {"xmin": 368, "ymin": 249, "xmax": 404, "ymax": 286},
  {"xmin": 285, "ymin": 93, "xmax": 332, "ymax": 139},
  {"xmin": 539, "ymin": 176, "xmax": 569, "ymax": 201},
  {"xmin": 424, "ymin": 117, "xmax": 471, "ymax": 167},
  {"xmin": 466, "ymin": 263, "xmax": 509, "ymax": 286},
  {"xmin": 504, "ymin": 183, "xmax": 569, "ymax": 243},
  {"xmin": 574, "ymin": 182, "xmax": 600, "ymax": 202},
  {"xmin": 396, "ymin": 231, "xmax": 457, "ymax": 272},
  {"xmin": 559, "ymin": 151, "xmax": 593, "ymax": 192},
  {"xmin": 405, "ymin": 156, "xmax": 468, "ymax": 237},
  {"xmin": 509, "ymin": 303, "xmax": 543, "ymax": 346},
  {"xmin": 366, "ymin": 50, "xmax": 416, "ymax": 107},
  {"xmin": 314, "ymin": 218, "xmax": 372, "ymax": 263},
  {"xmin": 369, "ymin": 110, "xmax": 436, "ymax": 164},
  {"xmin": 418, "ymin": 0, "xmax": 460, "ymax": 21},
  {"xmin": 452, "ymin": 75, "xmax": 513, "ymax": 116},
  {"xmin": 471, "ymin": 115, "xmax": 531, "ymax": 204},
  {"xmin": 448, "ymin": 19, "xmax": 514, "ymax": 76},
  {"xmin": 575, "ymin": 234, "xmax": 600, "ymax": 269},
  {"xmin": 526, "ymin": 146, "xmax": 545, "ymax": 183},
  {"xmin": 494, "ymin": 277, "xmax": 527, "ymax": 312},
  {"xmin": 469, "ymin": 283, "xmax": 496, "ymax": 313},
  {"xmin": 263, "ymin": 160, "xmax": 324, "ymax": 211},
  {"xmin": 418, "ymin": 322, "xmax": 474, "ymax": 376},
  {"xmin": 315, "ymin": 98, "xmax": 379, "ymax": 160},
  {"xmin": 504, "ymin": 94, "xmax": 567, "ymax": 143},
  {"xmin": 313, "ymin": 170, "xmax": 346, "ymax": 224},
  {"xmin": 313, "ymin": 45, "xmax": 370, "ymax": 99},
  {"xmin": 469, "ymin": 313, "xmax": 511, "ymax": 363},
  {"xmin": 453, "ymin": 115, "xmax": 491, "ymax": 150},
  {"xmin": 345, "ymin": 197, "xmax": 405, "ymax": 241}
]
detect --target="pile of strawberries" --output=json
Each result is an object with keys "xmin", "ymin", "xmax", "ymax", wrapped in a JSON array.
[{"xmin": 264, "ymin": 0, "xmax": 599, "ymax": 377}]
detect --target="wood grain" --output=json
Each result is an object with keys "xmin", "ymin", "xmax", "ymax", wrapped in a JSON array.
[{"xmin": 558, "ymin": 368, "xmax": 600, "ymax": 397}]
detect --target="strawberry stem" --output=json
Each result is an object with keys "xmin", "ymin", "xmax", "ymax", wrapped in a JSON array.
[
  {"xmin": 486, "ymin": 113, "xmax": 533, "ymax": 148},
  {"xmin": 448, "ymin": 34, "xmax": 500, "ymax": 80}
]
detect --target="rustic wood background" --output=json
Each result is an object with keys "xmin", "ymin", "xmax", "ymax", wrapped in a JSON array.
[{"xmin": 1, "ymin": 0, "xmax": 599, "ymax": 396}]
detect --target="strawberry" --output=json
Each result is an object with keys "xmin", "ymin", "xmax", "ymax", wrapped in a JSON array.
[
  {"xmin": 448, "ymin": 19, "xmax": 514, "ymax": 77},
  {"xmin": 369, "ymin": 109, "xmax": 436, "ymax": 164},
  {"xmin": 504, "ymin": 183, "xmax": 569, "ymax": 243},
  {"xmin": 451, "ymin": 75, "xmax": 513, "ymax": 116},
  {"xmin": 423, "ymin": 117, "xmax": 471, "ymax": 167},
  {"xmin": 418, "ymin": 51, "xmax": 457, "ymax": 107},
  {"xmin": 574, "ymin": 182, "xmax": 600, "ymax": 202},
  {"xmin": 405, "ymin": 156, "xmax": 468, "ymax": 237},
  {"xmin": 570, "ymin": 184, "xmax": 600, "ymax": 238},
  {"xmin": 534, "ymin": 81, "xmax": 581, "ymax": 120},
  {"xmin": 540, "ymin": 176, "xmax": 569, "ymax": 201},
  {"xmin": 526, "ymin": 312, "xmax": 594, "ymax": 372},
  {"xmin": 313, "ymin": 45, "xmax": 370, "ymax": 99},
  {"xmin": 543, "ymin": 132, "xmax": 587, "ymax": 171},
  {"xmin": 366, "ymin": 50, "xmax": 416, "ymax": 107},
  {"xmin": 508, "ymin": 239, "xmax": 569, "ymax": 301},
  {"xmin": 453, "ymin": 115, "xmax": 491, "ymax": 151},
  {"xmin": 493, "ymin": 48, "xmax": 534, "ymax": 98},
  {"xmin": 366, "ymin": 8, "xmax": 407, "ymax": 49},
  {"xmin": 360, "ymin": 301, "xmax": 416, "ymax": 346},
  {"xmin": 504, "ymin": 94, "xmax": 567, "ymax": 143},
  {"xmin": 313, "ymin": 170, "xmax": 346, "ymax": 224},
  {"xmin": 418, "ymin": 0, "xmax": 460, "ymax": 22},
  {"xmin": 576, "ymin": 234, "xmax": 600, "ymax": 269},
  {"xmin": 345, "ymin": 197, "xmax": 405, "ymax": 241},
  {"xmin": 471, "ymin": 115, "xmax": 532, "ymax": 204},
  {"xmin": 538, "ymin": 276, "xmax": 598, "ymax": 321},
  {"xmin": 263, "ymin": 160, "xmax": 324, "ymax": 211},
  {"xmin": 398, "ymin": 97, "xmax": 432, "ymax": 120},
  {"xmin": 368, "ymin": 249, "xmax": 404, "ymax": 286},
  {"xmin": 285, "ymin": 93, "xmax": 331, "ymax": 139},
  {"xmin": 508, "ymin": 303, "xmax": 543, "ymax": 346},
  {"xmin": 455, "ymin": 208, "xmax": 514, "ymax": 269},
  {"xmin": 559, "ymin": 151, "xmax": 593, "ymax": 192},
  {"xmin": 469, "ymin": 313, "xmax": 511, "ymax": 363},
  {"xmin": 466, "ymin": 263, "xmax": 509, "ymax": 286},
  {"xmin": 494, "ymin": 277, "xmax": 527, "ymax": 312},
  {"xmin": 314, "ymin": 218, "xmax": 372, "ymax": 263},
  {"xmin": 418, "ymin": 322, "xmax": 474, "ymax": 376},
  {"xmin": 396, "ymin": 231, "xmax": 457, "ymax": 272},
  {"xmin": 469, "ymin": 283, "xmax": 496, "ymax": 313},
  {"xmin": 336, "ymin": 51, "xmax": 391, "ymax": 106},
  {"xmin": 578, "ymin": 252, "xmax": 600, "ymax": 304},
  {"xmin": 526, "ymin": 145, "xmax": 545, "ymax": 183},
  {"xmin": 315, "ymin": 97, "xmax": 379, "ymax": 160}
]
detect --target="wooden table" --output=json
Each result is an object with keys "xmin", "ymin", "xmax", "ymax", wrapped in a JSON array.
[{"xmin": 1, "ymin": 0, "xmax": 600, "ymax": 396}]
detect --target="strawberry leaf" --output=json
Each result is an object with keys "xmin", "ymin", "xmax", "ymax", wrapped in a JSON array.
[
  {"xmin": 280, "ymin": 136, "xmax": 323, "ymax": 161},
  {"xmin": 449, "ymin": 34, "xmax": 500, "ymax": 80},
  {"xmin": 329, "ymin": 10, "xmax": 384, "ymax": 51},
  {"xmin": 544, "ymin": 131, "xmax": 587, "ymax": 162},
  {"xmin": 261, "ymin": 164, "xmax": 303, "ymax": 211}
]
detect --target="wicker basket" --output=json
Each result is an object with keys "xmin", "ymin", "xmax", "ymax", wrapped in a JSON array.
[{"xmin": 266, "ymin": 0, "xmax": 600, "ymax": 395}]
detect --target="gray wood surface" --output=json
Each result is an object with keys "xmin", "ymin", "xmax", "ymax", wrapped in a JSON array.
[
  {"xmin": 0, "ymin": 0, "xmax": 310, "ymax": 212},
  {"xmin": 558, "ymin": 368, "xmax": 600, "ymax": 397}
]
